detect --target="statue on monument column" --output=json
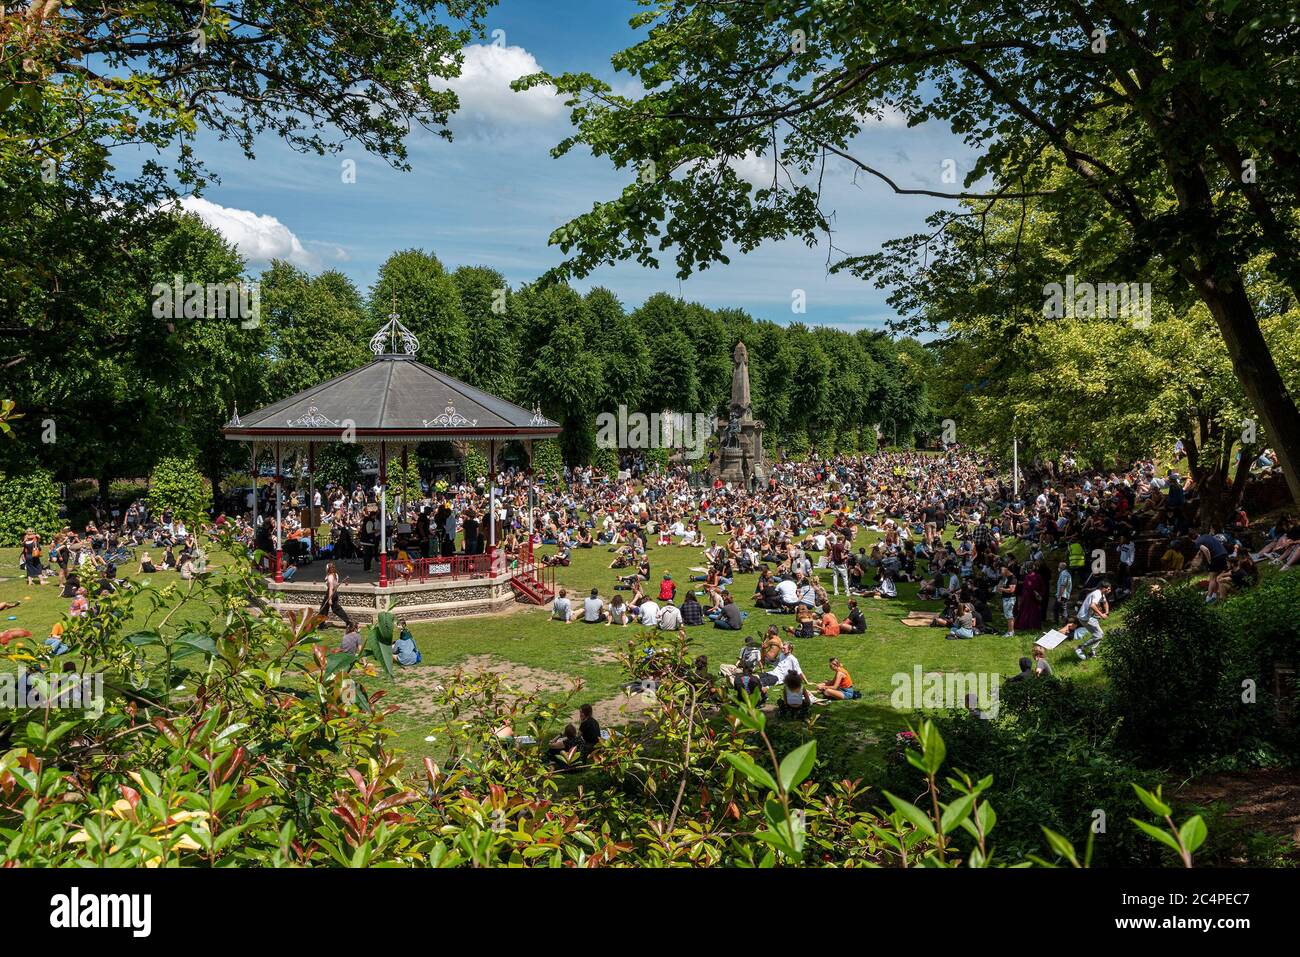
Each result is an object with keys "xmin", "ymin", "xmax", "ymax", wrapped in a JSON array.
[{"xmin": 723, "ymin": 411, "xmax": 742, "ymax": 448}]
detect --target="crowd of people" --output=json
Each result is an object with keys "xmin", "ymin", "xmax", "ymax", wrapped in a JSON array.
[{"xmin": 20, "ymin": 442, "xmax": 1294, "ymax": 715}]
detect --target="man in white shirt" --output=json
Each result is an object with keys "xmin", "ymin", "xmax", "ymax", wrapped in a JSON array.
[
  {"xmin": 552, "ymin": 589, "xmax": 574, "ymax": 623},
  {"xmin": 1074, "ymin": 582, "xmax": 1110, "ymax": 659},
  {"xmin": 638, "ymin": 598, "xmax": 660, "ymax": 627},
  {"xmin": 774, "ymin": 577, "xmax": 798, "ymax": 610},
  {"xmin": 762, "ymin": 645, "xmax": 804, "ymax": 688}
]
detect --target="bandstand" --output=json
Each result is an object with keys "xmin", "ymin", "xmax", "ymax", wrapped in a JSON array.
[{"xmin": 222, "ymin": 317, "xmax": 561, "ymax": 622}]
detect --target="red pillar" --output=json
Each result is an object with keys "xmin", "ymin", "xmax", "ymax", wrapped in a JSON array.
[
  {"xmin": 379, "ymin": 444, "xmax": 388, "ymax": 588},
  {"xmin": 274, "ymin": 442, "xmax": 284, "ymax": 583}
]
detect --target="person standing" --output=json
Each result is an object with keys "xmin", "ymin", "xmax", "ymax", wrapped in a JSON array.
[
  {"xmin": 21, "ymin": 530, "xmax": 44, "ymax": 586},
  {"xmin": 1052, "ymin": 561, "xmax": 1073, "ymax": 623},
  {"xmin": 360, "ymin": 508, "xmax": 378, "ymax": 572},
  {"xmin": 997, "ymin": 564, "xmax": 1018, "ymax": 638},
  {"xmin": 318, "ymin": 562, "xmax": 355, "ymax": 631}
]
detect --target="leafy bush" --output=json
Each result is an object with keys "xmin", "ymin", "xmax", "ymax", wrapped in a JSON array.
[
  {"xmin": 531, "ymin": 438, "xmax": 563, "ymax": 483},
  {"xmin": 313, "ymin": 443, "xmax": 362, "ymax": 489},
  {"xmin": 462, "ymin": 445, "xmax": 488, "ymax": 483},
  {"xmin": 886, "ymin": 679, "xmax": 1170, "ymax": 866},
  {"xmin": 0, "ymin": 466, "xmax": 61, "ymax": 545},
  {"xmin": 0, "ymin": 542, "xmax": 1199, "ymax": 868},
  {"xmin": 1103, "ymin": 583, "xmax": 1250, "ymax": 766},
  {"xmin": 592, "ymin": 444, "xmax": 619, "ymax": 475},
  {"xmin": 782, "ymin": 430, "xmax": 810, "ymax": 459},
  {"xmin": 148, "ymin": 455, "xmax": 210, "ymax": 524},
  {"xmin": 1218, "ymin": 570, "xmax": 1300, "ymax": 754}
]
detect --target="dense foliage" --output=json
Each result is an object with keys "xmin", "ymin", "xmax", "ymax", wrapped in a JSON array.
[
  {"xmin": 1104, "ymin": 576, "xmax": 1300, "ymax": 767},
  {"xmin": 147, "ymin": 456, "xmax": 210, "ymax": 528},
  {"xmin": 0, "ymin": 542, "xmax": 1199, "ymax": 867},
  {"xmin": 0, "ymin": 465, "xmax": 61, "ymax": 545}
]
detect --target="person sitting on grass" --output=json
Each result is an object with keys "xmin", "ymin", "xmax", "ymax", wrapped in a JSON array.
[
  {"xmin": 712, "ymin": 591, "xmax": 745, "ymax": 630},
  {"xmin": 137, "ymin": 551, "xmax": 158, "ymax": 575},
  {"xmin": 733, "ymin": 662, "xmax": 767, "ymax": 704},
  {"xmin": 778, "ymin": 670, "xmax": 811, "ymax": 719},
  {"xmin": 946, "ymin": 602, "xmax": 976, "ymax": 640},
  {"xmin": 839, "ymin": 599, "xmax": 866, "ymax": 635},
  {"xmin": 679, "ymin": 590, "xmax": 704, "ymax": 626},
  {"xmin": 816, "ymin": 657, "xmax": 860, "ymax": 700},
  {"xmin": 607, "ymin": 593, "xmax": 630, "ymax": 626},
  {"xmin": 870, "ymin": 570, "xmax": 898, "ymax": 599},
  {"xmin": 658, "ymin": 600, "xmax": 683, "ymax": 632},
  {"xmin": 815, "ymin": 601, "xmax": 841, "ymax": 636},
  {"xmin": 394, "ymin": 621, "xmax": 422, "ymax": 666},
  {"xmin": 551, "ymin": 588, "xmax": 574, "ymax": 623},
  {"xmin": 583, "ymin": 587, "xmax": 606, "ymax": 624},
  {"xmin": 578, "ymin": 703, "xmax": 601, "ymax": 754},
  {"xmin": 785, "ymin": 602, "xmax": 817, "ymax": 639},
  {"xmin": 338, "ymin": 627, "xmax": 363, "ymax": 654},
  {"xmin": 547, "ymin": 724, "xmax": 583, "ymax": 768}
]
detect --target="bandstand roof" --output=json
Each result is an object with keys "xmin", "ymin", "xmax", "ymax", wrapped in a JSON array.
[{"xmin": 222, "ymin": 318, "xmax": 560, "ymax": 445}]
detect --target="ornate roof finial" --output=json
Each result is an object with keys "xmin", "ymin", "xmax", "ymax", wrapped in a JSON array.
[
  {"xmin": 229, "ymin": 403, "xmax": 242, "ymax": 427},
  {"xmin": 369, "ymin": 299, "xmax": 420, "ymax": 357}
]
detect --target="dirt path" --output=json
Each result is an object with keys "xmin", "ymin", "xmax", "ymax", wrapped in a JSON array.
[{"xmin": 1175, "ymin": 768, "xmax": 1300, "ymax": 844}]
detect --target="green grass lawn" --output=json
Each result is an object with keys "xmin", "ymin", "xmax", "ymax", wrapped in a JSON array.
[{"xmin": 0, "ymin": 526, "xmax": 1114, "ymax": 775}]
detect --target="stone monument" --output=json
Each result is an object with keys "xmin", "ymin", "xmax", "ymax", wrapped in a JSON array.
[{"xmin": 714, "ymin": 341, "xmax": 766, "ymax": 486}]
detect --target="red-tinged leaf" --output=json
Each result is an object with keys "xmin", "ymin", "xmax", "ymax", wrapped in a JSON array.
[
  {"xmin": 219, "ymin": 747, "xmax": 247, "ymax": 784},
  {"xmin": 119, "ymin": 785, "xmax": 141, "ymax": 812},
  {"xmin": 345, "ymin": 767, "xmax": 366, "ymax": 792},
  {"xmin": 374, "ymin": 792, "xmax": 420, "ymax": 814}
]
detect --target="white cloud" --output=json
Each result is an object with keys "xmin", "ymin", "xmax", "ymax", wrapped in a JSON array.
[
  {"xmin": 728, "ymin": 152, "xmax": 777, "ymax": 187},
  {"xmin": 434, "ymin": 44, "xmax": 565, "ymax": 134},
  {"xmin": 174, "ymin": 196, "xmax": 317, "ymax": 268},
  {"xmin": 860, "ymin": 101, "xmax": 911, "ymax": 129}
]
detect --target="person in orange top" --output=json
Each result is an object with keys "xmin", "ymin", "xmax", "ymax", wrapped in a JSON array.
[
  {"xmin": 815, "ymin": 601, "xmax": 841, "ymax": 636},
  {"xmin": 816, "ymin": 657, "xmax": 860, "ymax": 700}
]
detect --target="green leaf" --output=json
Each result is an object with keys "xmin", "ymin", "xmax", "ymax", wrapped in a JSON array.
[
  {"xmin": 1131, "ymin": 783, "xmax": 1171, "ymax": 818},
  {"xmin": 882, "ymin": 791, "xmax": 936, "ymax": 837},
  {"xmin": 1040, "ymin": 826, "xmax": 1079, "ymax": 866},
  {"xmin": 1131, "ymin": 818, "xmax": 1184, "ymax": 855},
  {"xmin": 1178, "ymin": 815, "xmax": 1207, "ymax": 855},
  {"xmin": 723, "ymin": 752, "xmax": 778, "ymax": 794},
  {"xmin": 940, "ymin": 793, "xmax": 977, "ymax": 834},
  {"xmin": 917, "ymin": 720, "xmax": 945, "ymax": 775},
  {"xmin": 777, "ymin": 741, "xmax": 816, "ymax": 793},
  {"xmin": 326, "ymin": 652, "xmax": 357, "ymax": 679}
]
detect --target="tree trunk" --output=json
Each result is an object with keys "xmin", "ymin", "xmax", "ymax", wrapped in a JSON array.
[{"xmin": 1193, "ymin": 278, "xmax": 1300, "ymax": 506}]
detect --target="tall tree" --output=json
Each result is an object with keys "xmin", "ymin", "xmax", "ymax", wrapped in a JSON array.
[
  {"xmin": 527, "ymin": 0, "xmax": 1300, "ymax": 502},
  {"xmin": 370, "ymin": 250, "xmax": 469, "ymax": 377},
  {"xmin": 451, "ymin": 266, "xmax": 520, "ymax": 399}
]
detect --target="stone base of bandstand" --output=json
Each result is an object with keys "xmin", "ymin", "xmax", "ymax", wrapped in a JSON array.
[{"xmin": 263, "ymin": 574, "xmax": 537, "ymax": 625}]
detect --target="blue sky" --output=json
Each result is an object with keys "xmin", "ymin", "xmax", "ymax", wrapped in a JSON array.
[{"xmin": 169, "ymin": 0, "xmax": 977, "ymax": 332}]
